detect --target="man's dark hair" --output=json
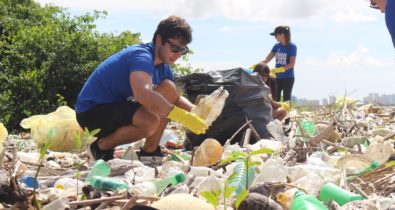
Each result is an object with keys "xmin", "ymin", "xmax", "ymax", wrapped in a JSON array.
[{"xmin": 152, "ymin": 16, "xmax": 192, "ymax": 45}]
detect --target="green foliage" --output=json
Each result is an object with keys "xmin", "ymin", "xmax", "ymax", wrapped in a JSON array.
[
  {"xmin": 201, "ymin": 148, "xmax": 273, "ymax": 209},
  {"xmin": 0, "ymin": 0, "xmax": 141, "ymax": 132},
  {"xmin": 171, "ymin": 50, "xmax": 203, "ymax": 77}
]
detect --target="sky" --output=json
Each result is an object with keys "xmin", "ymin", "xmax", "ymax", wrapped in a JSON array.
[{"xmin": 35, "ymin": 0, "xmax": 395, "ymax": 101}]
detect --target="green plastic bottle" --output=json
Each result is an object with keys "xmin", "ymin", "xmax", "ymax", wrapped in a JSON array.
[
  {"xmin": 291, "ymin": 190, "xmax": 328, "ymax": 210},
  {"xmin": 85, "ymin": 159, "xmax": 111, "ymax": 182},
  {"xmin": 300, "ymin": 120, "xmax": 317, "ymax": 136},
  {"xmin": 319, "ymin": 183, "xmax": 364, "ymax": 206},
  {"xmin": 355, "ymin": 161, "xmax": 380, "ymax": 174},
  {"xmin": 153, "ymin": 173, "xmax": 186, "ymax": 195},
  {"xmin": 89, "ymin": 176, "xmax": 129, "ymax": 191}
]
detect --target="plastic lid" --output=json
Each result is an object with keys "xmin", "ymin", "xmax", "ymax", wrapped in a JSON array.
[{"xmin": 175, "ymin": 173, "xmax": 186, "ymax": 183}]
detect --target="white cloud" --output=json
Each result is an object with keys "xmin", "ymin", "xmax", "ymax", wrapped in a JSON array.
[
  {"xmin": 35, "ymin": 0, "xmax": 380, "ymax": 24},
  {"xmin": 306, "ymin": 45, "xmax": 392, "ymax": 67}
]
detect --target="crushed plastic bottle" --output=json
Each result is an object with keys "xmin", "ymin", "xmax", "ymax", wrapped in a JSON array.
[
  {"xmin": 253, "ymin": 158, "xmax": 287, "ymax": 184},
  {"xmin": 129, "ymin": 173, "xmax": 186, "ymax": 196},
  {"xmin": 319, "ymin": 182, "xmax": 364, "ymax": 206},
  {"xmin": 191, "ymin": 86, "xmax": 229, "ymax": 126},
  {"xmin": 291, "ymin": 190, "xmax": 328, "ymax": 210},
  {"xmin": 42, "ymin": 197, "xmax": 70, "ymax": 210}
]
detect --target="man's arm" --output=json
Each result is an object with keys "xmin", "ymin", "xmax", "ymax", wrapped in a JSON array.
[{"xmin": 130, "ymin": 71, "xmax": 172, "ymax": 117}]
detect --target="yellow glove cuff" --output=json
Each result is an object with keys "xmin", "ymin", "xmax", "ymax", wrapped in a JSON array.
[{"xmin": 280, "ymin": 102, "xmax": 291, "ymax": 111}]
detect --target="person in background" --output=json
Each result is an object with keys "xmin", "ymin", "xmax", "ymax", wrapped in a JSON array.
[
  {"xmin": 75, "ymin": 16, "xmax": 208, "ymax": 162},
  {"xmin": 259, "ymin": 26, "xmax": 297, "ymax": 107},
  {"xmin": 369, "ymin": 0, "xmax": 395, "ymax": 48},
  {"xmin": 253, "ymin": 64, "xmax": 290, "ymax": 122}
]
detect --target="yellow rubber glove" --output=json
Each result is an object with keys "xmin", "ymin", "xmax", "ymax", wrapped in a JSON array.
[
  {"xmin": 167, "ymin": 106, "xmax": 208, "ymax": 135},
  {"xmin": 280, "ymin": 102, "xmax": 291, "ymax": 111},
  {"xmin": 249, "ymin": 64, "xmax": 257, "ymax": 70},
  {"xmin": 270, "ymin": 67, "xmax": 286, "ymax": 78}
]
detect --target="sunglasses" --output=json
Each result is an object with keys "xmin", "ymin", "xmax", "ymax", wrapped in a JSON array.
[
  {"xmin": 370, "ymin": 1, "xmax": 380, "ymax": 9},
  {"xmin": 166, "ymin": 40, "xmax": 189, "ymax": 55}
]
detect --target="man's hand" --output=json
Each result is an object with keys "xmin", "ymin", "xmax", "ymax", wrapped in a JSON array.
[
  {"xmin": 280, "ymin": 102, "xmax": 291, "ymax": 111},
  {"xmin": 167, "ymin": 106, "xmax": 208, "ymax": 134},
  {"xmin": 270, "ymin": 67, "xmax": 286, "ymax": 78}
]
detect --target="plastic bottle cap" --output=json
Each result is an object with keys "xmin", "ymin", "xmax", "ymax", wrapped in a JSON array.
[
  {"xmin": 55, "ymin": 184, "xmax": 65, "ymax": 190},
  {"xmin": 371, "ymin": 161, "xmax": 380, "ymax": 168},
  {"xmin": 175, "ymin": 173, "xmax": 186, "ymax": 183}
]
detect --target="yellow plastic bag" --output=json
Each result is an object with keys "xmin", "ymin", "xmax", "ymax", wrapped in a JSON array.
[
  {"xmin": 20, "ymin": 106, "xmax": 83, "ymax": 152},
  {"xmin": 0, "ymin": 123, "xmax": 8, "ymax": 151}
]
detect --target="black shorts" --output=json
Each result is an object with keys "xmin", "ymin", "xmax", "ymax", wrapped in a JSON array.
[{"xmin": 76, "ymin": 101, "xmax": 141, "ymax": 139}]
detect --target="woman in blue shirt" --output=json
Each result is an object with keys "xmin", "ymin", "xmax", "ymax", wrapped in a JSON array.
[{"xmin": 259, "ymin": 26, "xmax": 297, "ymax": 104}]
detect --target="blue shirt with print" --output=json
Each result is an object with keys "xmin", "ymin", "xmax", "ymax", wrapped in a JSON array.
[
  {"xmin": 386, "ymin": 0, "xmax": 395, "ymax": 48},
  {"xmin": 271, "ymin": 42, "xmax": 297, "ymax": 79},
  {"xmin": 75, "ymin": 42, "xmax": 174, "ymax": 113}
]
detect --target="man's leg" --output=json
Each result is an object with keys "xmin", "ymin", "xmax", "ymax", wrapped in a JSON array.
[{"xmin": 142, "ymin": 79, "xmax": 183, "ymax": 152}]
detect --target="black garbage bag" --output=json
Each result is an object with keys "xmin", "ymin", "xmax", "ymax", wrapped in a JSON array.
[{"xmin": 176, "ymin": 68, "xmax": 273, "ymax": 148}]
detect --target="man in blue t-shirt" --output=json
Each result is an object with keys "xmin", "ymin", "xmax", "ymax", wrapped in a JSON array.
[
  {"xmin": 75, "ymin": 16, "xmax": 208, "ymax": 162},
  {"xmin": 370, "ymin": 0, "xmax": 395, "ymax": 48}
]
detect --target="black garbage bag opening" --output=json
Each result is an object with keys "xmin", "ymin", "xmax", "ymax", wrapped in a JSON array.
[{"xmin": 176, "ymin": 68, "xmax": 273, "ymax": 149}]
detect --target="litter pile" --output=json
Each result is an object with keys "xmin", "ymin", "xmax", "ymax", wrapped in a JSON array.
[{"xmin": 0, "ymin": 96, "xmax": 395, "ymax": 210}]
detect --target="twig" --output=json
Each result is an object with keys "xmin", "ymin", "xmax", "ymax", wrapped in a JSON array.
[
  {"xmin": 120, "ymin": 195, "xmax": 160, "ymax": 210},
  {"xmin": 322, "ymin": 140, "xmax": 361, "ymax": 154},
  {"xmin": 69, "ymin": 194, "xmax": 158, "ymax": 207},
  {"xmin": 349, "ymin": 183, "xmax": 369, "ymax": 199},
  {"xmin": 240, "ymin": 128, "xmax": 251, "ymax": 147},
  {"xmin": 223, "ymin": 120, "xmax": 252, "ymax": 147},
  {"xmin": 384, "ymin": 133, "xmax": 395, "ymax": 141},
  {"xmin": 248, "ymin": 121, "xmax": 261, "ymax": 141}
]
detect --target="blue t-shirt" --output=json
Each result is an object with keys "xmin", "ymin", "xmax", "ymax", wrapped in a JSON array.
[
  {"xmin": 75, "ymin": 42, "xmax": 174, "ymax": 113},
  {"xmin": 386, "ymin": 0, "xmax": 395, "ymax": 48},
  {"xmin": 271, "ymin": 42, "xmax": 297, "ymax": 79}
]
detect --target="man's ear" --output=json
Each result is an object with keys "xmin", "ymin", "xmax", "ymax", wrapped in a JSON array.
[{"xmin": 156, "ymin": 35, "xmax": 165, "ymax": 46}]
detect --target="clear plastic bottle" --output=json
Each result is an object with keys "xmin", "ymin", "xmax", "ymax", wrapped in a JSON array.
[
  {"xmin": 129, "ymin": 173, "xmax": 186, "ymax": 196},
  {"xmin": 42, "ymin": 197, "xmax": 70, "ymax": 210},
  {"xmin": 291, "ymin": 190, "xmax": 328, "ymax": 210},
  {"xmin": 253, "ymin": 158, "xmax": 287, "ymax": 184},
  {"xmin": 89, "ymin": 176, "xmax": 129, "ymax": 191},
  {"xmin": 191, "ymin": 86, "xmax": 229, "ymax": 126},
  {"xmin": 54, "ymin": 177, "xmax": 84, "ymax": 193},
  {"xmin": 319, "ymin": 183, "xmax": 364, "ymax": 206}
]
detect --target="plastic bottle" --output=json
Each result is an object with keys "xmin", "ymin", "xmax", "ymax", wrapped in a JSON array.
[
  {"xmin": 229, "ymin": 160, "xmax": 256, "ymax": 194},
  {"xmin": 42, "ymin": 197, "xmax": 70, "ymax": 210},
  {"xmin": 319, "ymin": 183, "xmax": 364, "ymax": 206},
  {"xmin": 129, "ymin": 173, "xmax": 186, "ymax": 196},
  {"xmin": 54, "ymin": 177, "xmax": 84, "ymax": 193},
  {"xmin": 300, "ymin": 120, "xmax": 317, "ymax": 137},
  {"xmin": 20, "ymin": 175, "xmax": 39, "ymax": 189},
  {"xmin": 85, "ymin": 159, "xmax": 111, "ymax": 182},
  {"xmin": 253, "ymin": 158, "xmax": 287, "ymax": 184},
  {"xmin": 181, "ymin": 166, "xmax": 222, "ymax": 177},
  {"xmin": 291, "ymin": 190, "xmax": 328, "ymax": 210},
  {"xmin": 355, "ymin": 161, "xmax": 380, "ymax": 174},
  {"xmin": 89, "ymin": 176, "xmax": 129, "ymax": 191}
]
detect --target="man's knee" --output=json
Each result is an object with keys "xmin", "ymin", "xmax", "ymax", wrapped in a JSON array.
[
  {"xmin": 155, "ymin": 79, "xmax": 179, "ymax": 104},
  {"xmin": 133, "ymin": 108, "xmax": 161, "ymax": 136}
]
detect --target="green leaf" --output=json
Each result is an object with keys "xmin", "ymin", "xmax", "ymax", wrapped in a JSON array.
[
  {"xmin": 218, "ymin": 157, "xmax": 238, "ymax": 166},
  {"xmin": 40, "ymin": 143, "xmax": 48, "ymax": 159},
  {"xmin": 224, "ymin": 186, "xmax": 237, "ymax": 199},
  {"xmin": 250, "ymin": 161, "xmax": 261, "ymax": 167},
  {"xmin": 234, "ymin": 189, "xmax": 249, "ymax": 209},
  {"xmin": 200, "ymin": 191, "xmax": 219, "ymax": 207},
  {"xmin": 249, "ymin": 148, "xmax": 274, "ymax": 155},
  {"xmin": 226, "ymin": 172, "xmax": 239, "ymax": 184}
]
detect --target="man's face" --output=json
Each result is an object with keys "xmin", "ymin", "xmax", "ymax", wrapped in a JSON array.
[
  {"xmin": 371, "ymin": 0, "xmax": 386, "ymax": 13},
  {"xmin": 158, "ymin": 37, "xmax": 188, "ymax": 65}
]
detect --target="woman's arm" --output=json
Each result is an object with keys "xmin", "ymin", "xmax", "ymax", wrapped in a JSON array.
[{"xmin": 259, "ymin": 52, "xmax": 275, "ymax": 64}]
